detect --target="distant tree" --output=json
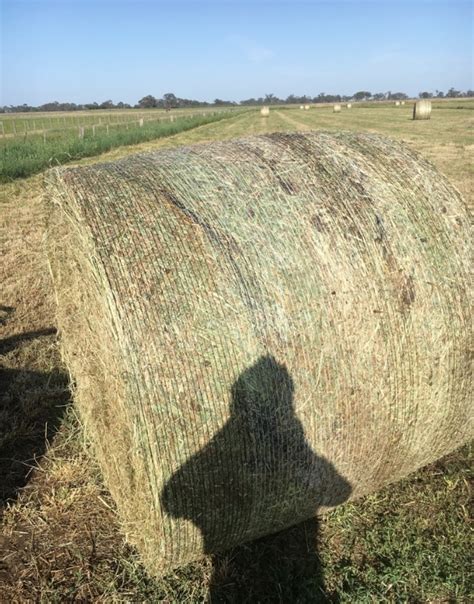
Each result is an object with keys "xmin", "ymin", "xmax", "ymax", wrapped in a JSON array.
[
  {"xmin": 353, "ymin": 91, "xmax": 372, "ymax": 101},
  {"xmin": 264, "ymin": 93, "xmax": 280, "ymax": 105},
  {"xmin": 372, "ymin": 92, "xmax": 385, "ymax": 101},
  {"xmin": 419, "ymin": 91, "xmax": 433, "ymax": 99},
  {"xmin": 163, "ymin": 93, "xmax": 178, "ymax": 109},
  {"xmin": 391, "ymin": 92, "xmax": 408, "ymax": 100},
  {"xmin": 138, "ymin": 95, "xmax": 158, "ymax": 109},
  {"xmin": 446, "ymin": 87, "xmax": 461, "ymax": 98},
  {"xmin": 100, "ymin": 99, "xmax": 115, "ymax": 109},
  {"xmin": 466, "ymin": 90, "xmax": 474, "ymax": 97}
]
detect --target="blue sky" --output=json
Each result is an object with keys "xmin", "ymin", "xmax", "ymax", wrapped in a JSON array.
[{"xmin": 1, "ymin": 0, "xmax": 472, "ymax": 105}]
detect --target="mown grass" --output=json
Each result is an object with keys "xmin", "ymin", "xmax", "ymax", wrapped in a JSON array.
[
  {"xmin": 0, "ymin": 110, "xmax": 242, "ymax": 182},
  {"xmin": 1, "ymin": 101, "xmax": 472, "ymax": 602}
]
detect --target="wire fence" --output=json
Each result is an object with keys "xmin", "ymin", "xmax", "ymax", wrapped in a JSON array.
[{"xmin": 0, "ymin": 109, "xmax": 238, "ymax": 140}]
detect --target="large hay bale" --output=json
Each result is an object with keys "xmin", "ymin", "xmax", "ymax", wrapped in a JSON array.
[
  {"xmin": 304, "ymin": 104, "xmax": 310, "ymax": 110},
  {"xmin": 401, "ymin": 100, "xmax": 406, "ymax": 105},
  {"xmin": 333, "ymin": 104, "xmax": 341, "ymax": 112},
  {"xmin": 46, "ymin": 131, "xmax": 472, "ymax": 575},
  {"xmin": 413, "ymin": 99, "xmax": 432, "ymax": 120},
  {"xmin": 260, "ymin": 106, "xmax": 270, "ymax": 117},
  {"xmin": 395, "ymin": 100, "xmax": 401, "ymax": 106},
  {"xmin": 346, "ymin": 103, "xmax": 352, "ymax": 109}
]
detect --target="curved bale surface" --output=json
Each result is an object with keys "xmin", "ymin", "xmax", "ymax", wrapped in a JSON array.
[
  {"xmin": 413, "ymin": 99, "xmax": 432, "ymax": 120},
  {"xmin": 46, "ymin": 131, "xmax": 473, "ymax": 574}
]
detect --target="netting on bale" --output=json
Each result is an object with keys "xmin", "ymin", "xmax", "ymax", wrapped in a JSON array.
[{"xmin": 46, "ymin": 131, "xmax": 473, "ymax": 575}]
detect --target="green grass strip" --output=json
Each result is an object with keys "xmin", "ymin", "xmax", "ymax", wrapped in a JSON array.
[{"xmin": 0, "ymin": 111, "xmax": 245, "ymax": 182}]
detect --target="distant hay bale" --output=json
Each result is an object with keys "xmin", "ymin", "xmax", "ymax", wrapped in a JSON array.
[
  {"xmin": 304, "ymin": 104, "xmax": 310, "ymax": 110},
  {"xmin": 300, "ymin": 105, "xmax": 304, "ymax": 109},
  {"xmin": 333, "ymin": 104, "xmax": 341, "ymax": 112},
  {"xmin": 346, "ymin": 103, "xmax": 352, "ymax": 108},
  {"xmin": 46, "ymin": 131, "xmax": 472, "ymax": 576},
  {"xmin": 401, "ymin": 100, "xmax": 406, "ymax": 105},
  {"xmin": 260, "ymin": 106, "xmax": 270, "ymax": 117},
  {"xmin": 395, "ymin": 101, "xmax": 401, "ymax": 106},
  {"xmin": 413, "ymin": 99, "xmax": 432, "ymax": 120}
]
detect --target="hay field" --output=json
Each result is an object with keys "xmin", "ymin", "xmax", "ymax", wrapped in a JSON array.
[{"xmin": 1, "ymin": 100, "xmax": 472, "ymax": 601}]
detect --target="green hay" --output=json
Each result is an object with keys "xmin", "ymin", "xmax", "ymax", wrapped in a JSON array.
[{"xmin": 45, "ymin": 131, "xmax": 473, "ymax": 575}]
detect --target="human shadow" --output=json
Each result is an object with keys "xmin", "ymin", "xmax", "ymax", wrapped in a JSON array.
[
  {"xmin": 0, "ymin": 322, "xmax": 71, "ymax": 507},
  {"xmin": 162, "ymin": 355, "xmax": 351, "ymax": 602}
]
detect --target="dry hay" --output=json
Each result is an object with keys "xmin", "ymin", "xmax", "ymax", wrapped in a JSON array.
[
  {"xmin": 304, "ymin": 104, "xmax": 310, "ymax": 110},
  {"xmin": 260, "ymin": 106, "xmax": 270, "ymax": 117},
  {"xmin": 333, "ymin": 104, "xmax": 341, "ymax": 113},
  {"xmin": 346, "ymin": 103, "xmax": 352, "ymax": 109},
  {"xmin": 413, "ymin": 99, "xmax": 432, "ymax": 120},
  {"xmin": 395, "ymin": 101, "xmax": 401, "ymax": 106},
  {"xmin": 46, "ymin": 131, "xmax": 473, "ymax": 575}
]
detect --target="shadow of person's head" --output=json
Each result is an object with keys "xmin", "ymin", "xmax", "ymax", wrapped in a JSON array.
[
  {"xmin": 161, "ymin": 354, "xmax": 352, "ymax": 600},
  {"xmin": 229, "ymin": 354, "xmax": 295, "ymax": 439}
]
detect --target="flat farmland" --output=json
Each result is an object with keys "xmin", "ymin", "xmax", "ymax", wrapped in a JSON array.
[{"xmin": 1, "ymin": 100, "xmax": 472, "ymax": 601}]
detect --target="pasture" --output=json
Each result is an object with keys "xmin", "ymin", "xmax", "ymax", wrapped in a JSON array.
[{"xmin": 1, "ymin": 100, "xmax": 472, "ymax": 601}]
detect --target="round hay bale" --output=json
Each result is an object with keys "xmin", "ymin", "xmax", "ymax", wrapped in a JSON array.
[
  {"xmin": 413, "ymin": 99, "xmax": 432, "ymax": 120},
  {"xmin": 346, "ymin": 103, "xmax": 352, "ymax": 109},
  {"xmin": 46, "ymin": 131, "xmax": 472, "ymax": 575},
  {"xmin": 395, "ymin": 100, "xmax": 401, "ymax": 106},
  {"xmin": 300, "ymin": 105, "xmax": 304, "ymax": 109},
  {"xmin": 304, "ymin": 104, "xmax": 310, "ymax": 110},
  {"xmin": 401, "ymin": 100, "xmax": 406, "ymax": 105},
  {"xmin": 260, "ymin": 106, "xmax": 270, "ymax": 117},
  {"xmin": 333, "ymin": 104, "xmax": 341, "ymax": 112}
]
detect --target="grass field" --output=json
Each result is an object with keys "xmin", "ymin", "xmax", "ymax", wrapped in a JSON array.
[
  {"xmin": 1, "ymin": 101, "xmax": 472, "ymax": 602},
  {"xmin": 0, "ymin": 108, "xmax": 241, "ymax": 181}
]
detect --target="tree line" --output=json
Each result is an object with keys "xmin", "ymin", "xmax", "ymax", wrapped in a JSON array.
[{"xmin": 2, "ymin": 88, "xmax": 472, "ymax": 113}]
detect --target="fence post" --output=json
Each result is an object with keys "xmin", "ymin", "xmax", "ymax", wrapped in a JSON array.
[
  {"xmin": 106, "ymin": 124, "xmax": 109, "ymax": 135},
  {"xmin": 12, "ymin": 121, "xmax": 17, "ymax": 136},
  {"xmin": 139, "ymin": 118, "xmax": 144, "ymax": 127},
  {"xmin": 43, "ymin": 130, "xmax": 47, "ymax": 143},
  {"xmin": 0, "ymin": 122, "xmax": 4, "ymax": 138},
  {"xmin": 92, "ymin": 125, "xmax": 96, "ymax": 137},
  {"xmin": 79, "ymin": 126, "xmax": 84, "ymax": 139}
]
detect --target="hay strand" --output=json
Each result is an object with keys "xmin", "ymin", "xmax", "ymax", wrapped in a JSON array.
[{"xmin": 46, "ymin": 131, "xmax": 472, "ymax": 575}]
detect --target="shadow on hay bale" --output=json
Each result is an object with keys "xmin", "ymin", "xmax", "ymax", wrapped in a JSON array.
[
  {"xmin": 162, "ymin": 355, "xmax": 351, "ymax": 599},
  {"xmin": 46, "ymin": 130, "xmax": 472, "ymax": 576}
]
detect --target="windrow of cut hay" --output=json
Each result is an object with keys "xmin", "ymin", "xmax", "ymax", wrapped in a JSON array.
[{"xmin": 46, "ymin": 131, "xmax": 473, "ymax": 576}]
